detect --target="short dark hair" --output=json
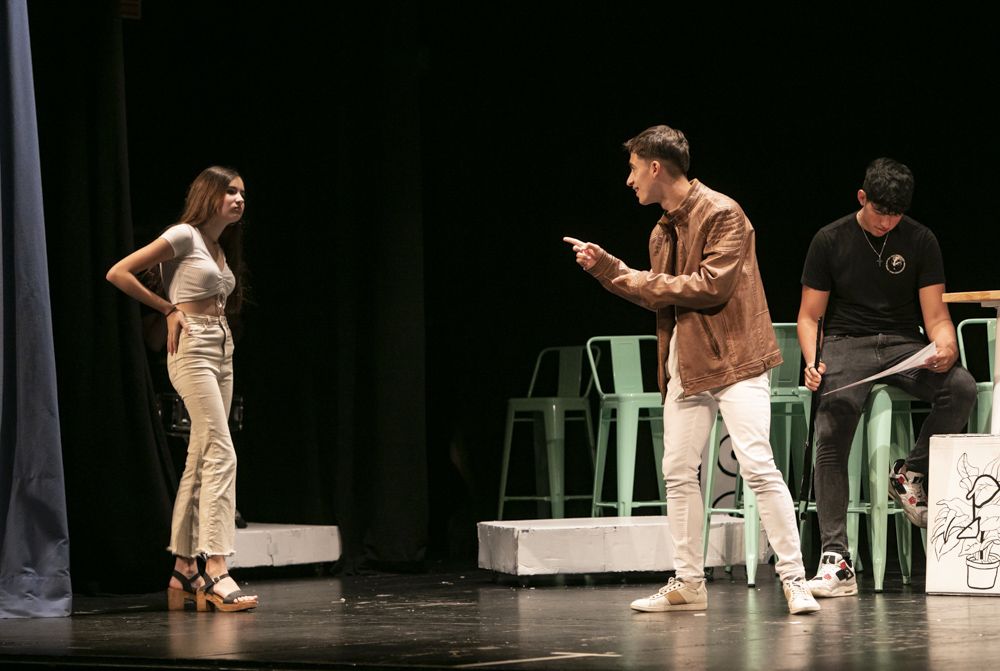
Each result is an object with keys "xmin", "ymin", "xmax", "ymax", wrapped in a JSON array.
[
  {"xmin": 862, "ymin": 158, "xmax": 914, "ymax": 214},
  {"xmin": 623, "ymin": 125, "xmax": 690, "ymax": 176}
]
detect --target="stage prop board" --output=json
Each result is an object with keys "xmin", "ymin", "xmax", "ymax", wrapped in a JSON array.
[
  {"xmin": 230, "ymin": 523, "xmax": 342, "ymax": 569},
  {"xmin": 478, "ymin": 515, "xmax": 771, "ymax": 576},
  {"xmin": 927, "ymin": 434, "xmax": 1000, "ymax": 595}
]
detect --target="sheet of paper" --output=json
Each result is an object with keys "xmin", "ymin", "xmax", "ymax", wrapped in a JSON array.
[{"xmin": 822, "ymin": 341, "xmax": 937, "ymax": 396}]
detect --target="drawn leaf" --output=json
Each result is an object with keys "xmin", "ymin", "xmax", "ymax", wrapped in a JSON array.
[
  {"xmin": 980, "ymin": 516, "xmax": 1000, "ymax": 532},
  {"xmin": 987, "ymin": 454, "xmax": 1000, "ymax": 481},
  {"xmin": 933, "ymin": 504, "xmax": 962, "ymax": 542},
  {"xmin": 958, "ymin": 453, "xmax": 979, "ymax": 481},
  {"xmin": 934, "ymin": 499, "xmax": 968, "ymax": 528},
  {"xmin": 968, "ymin": 475, "xmax": 1000, "ymax": 507},
  {"xmin": 938, "ymin": 533, "xmax": 962, "ymax": 558}
]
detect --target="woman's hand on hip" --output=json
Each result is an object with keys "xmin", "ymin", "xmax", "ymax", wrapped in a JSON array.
[{"xmin": 166, "ymin": 310, "xmax": 188, "ymax": 355}]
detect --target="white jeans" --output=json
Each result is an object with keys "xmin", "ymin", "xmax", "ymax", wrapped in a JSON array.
[
  {"xmin": 165, "ymin": 313, "xmax": 237, "ymax": 558},
  {"xmin": 663, "ymin": 369, "xmax": 806, "ymax": 583}
]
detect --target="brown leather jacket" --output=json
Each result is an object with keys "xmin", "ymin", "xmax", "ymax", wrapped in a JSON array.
[{"xmin": 588, "ymin": 180, "xmax": 781, "ymax": 398}]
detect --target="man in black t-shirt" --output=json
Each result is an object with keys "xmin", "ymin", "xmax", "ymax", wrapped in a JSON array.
[{"xmin": 797, "ymin": 158, "xmax": 976, "ymax": 598}]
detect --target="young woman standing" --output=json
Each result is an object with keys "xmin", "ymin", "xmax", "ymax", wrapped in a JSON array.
[{"xmin": 107, "ymin": 166, "xmax": 257, "ymax": 612}]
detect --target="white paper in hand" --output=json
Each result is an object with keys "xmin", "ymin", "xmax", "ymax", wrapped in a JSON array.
[{"xmin": 822, "ymin": 341, "xmax": 937, "ymax": 396}]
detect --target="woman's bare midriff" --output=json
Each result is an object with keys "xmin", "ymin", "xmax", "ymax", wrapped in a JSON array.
[{"xmin": 176, "ymin": 297, "xmax": 225, "ymax": 316}]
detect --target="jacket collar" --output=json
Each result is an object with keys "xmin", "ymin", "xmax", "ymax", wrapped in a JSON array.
[{"xmin": 658, "ymin": 179, "xmax": 702, "ymax": 228}]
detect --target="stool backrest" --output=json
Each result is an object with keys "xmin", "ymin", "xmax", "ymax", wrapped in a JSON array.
[
  {"xmin": 585, "ymin": 335, "xmax": 657, "ymax": 396},
  {"xmin": 525, "ymin": 346, "xmax": 593, "ymax": 398},
  {"xmin": 958, "ymin": 318, "xmax": 997, "ymax": 382},
  {"xmin": 771, "ymin": 323, "xmax": 804, "ymax": 396}
]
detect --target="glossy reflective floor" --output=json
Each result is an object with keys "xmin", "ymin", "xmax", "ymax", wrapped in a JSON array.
[{"xmin": 2, "ymin": 559, "xmax": 999, "ymax": 670}]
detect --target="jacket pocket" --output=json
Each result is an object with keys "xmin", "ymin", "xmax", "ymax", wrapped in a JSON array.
[{"xmin": 699, "ymin": 314, "xmax": 722, "ymax": 359}]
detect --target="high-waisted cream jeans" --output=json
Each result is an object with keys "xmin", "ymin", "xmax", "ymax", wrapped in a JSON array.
[{"xmin": 165, "ymin": 313, "xmax": 236, "ymax": 558}]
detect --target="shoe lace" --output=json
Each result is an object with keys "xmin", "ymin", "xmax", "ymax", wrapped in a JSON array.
[
  {"xmin": 658, "ymin": 578, "xmax": 683, "ymax": 594},
  {"xmin": 786, "ymin": 579, "xmax": 811, "ymax": 600}
]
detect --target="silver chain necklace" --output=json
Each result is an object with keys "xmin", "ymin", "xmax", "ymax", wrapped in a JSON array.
[{"xmin": 858, "ymin": 215, "xmax": 889, "ymax": 267}]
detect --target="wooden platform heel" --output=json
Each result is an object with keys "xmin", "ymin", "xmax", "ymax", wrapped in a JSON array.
[
  {"xmin": 198, "ymin": 573, "xmax": 258, "ymax": 612},
  {"xmin": 166, "ymin": 570, "xmax": 204, "ymax": 611}
]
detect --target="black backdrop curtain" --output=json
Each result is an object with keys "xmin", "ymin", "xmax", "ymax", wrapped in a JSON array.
[
  {"xmin": 26, "ymin": 0, "xmax": 428, "ymax": 592},
  {"xmin": 0, "ymin": 0, "xmax": 71, "ymax": 618},
  {"xmin": 27, "ymin": 0, "xmax": 177, "ymax": 594}
]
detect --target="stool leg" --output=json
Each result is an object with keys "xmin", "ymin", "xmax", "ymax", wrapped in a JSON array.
[
  {"xmin": 584, "ymin": 405, "xmax": 596, "ymax": 467},
  {"xmin": 531, "ymin": 415, "xmax": 550, "ymax": 519},
  {"xmin": 542, "ymin": 405, "xmax": 566, "ymax": 519},
  {"xmin": 848, "ymin": 420, "xmax": 864, "ymax": 572},
  {"xmin": 649, "ymin": 411, "xmax": 666, "ymax": 514},
  {"xmin": 788, "ymin": 403, "xmax": 809, "ymax": 491},
  {"xmin": 615, "ymin": 403, "xmax": 640, "ymax": 517},
  {"xmin": 743, "ymin": 481, "xmax": 760, "ymax": 587},
  {"xmin": 770, "ymin": 404, "xmax": 791, "ymax": 484},
  {"xmin": 976, "ymin": 386, "xmax": 993, "ymax": 434},
  {"xmin": 891, "ymin": 402, "xmax": 916, "ymax": 585},
  {"xmin": 592, "ymin": 406, "xmax": 613, "ymax": 516},
  {"xmin": 867, "ymin": 389, "xmax": 893, "ymax": 592},
  {"xmin": 797, "ymin": 394, "xmax": 813, "ymax": 564},
  {"xmin": 702, "ymin": 417, "xmax": 721, "ymax": 563},
  {"xmin": 498, "ymin": 404, "xmax": 516, "ymax": 519},
  {"xmin": 583, "ymin": 405, "xmax": 597, "ymax": 512}
]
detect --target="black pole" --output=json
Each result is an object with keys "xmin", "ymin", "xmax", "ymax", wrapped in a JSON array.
[{"xmin": 798, "ymin": 316, "xmax": 824, "ymax": 521}]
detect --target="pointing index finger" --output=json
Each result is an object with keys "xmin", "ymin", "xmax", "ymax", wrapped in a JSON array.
[{"xmin": 562, "ymin": 236, "xmax": 584, "ymax": 247}]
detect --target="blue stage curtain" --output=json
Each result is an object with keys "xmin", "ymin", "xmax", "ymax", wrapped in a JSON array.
[{"xmin": 0, "ymin": 0, "xmax": 72, "ymax": 618}]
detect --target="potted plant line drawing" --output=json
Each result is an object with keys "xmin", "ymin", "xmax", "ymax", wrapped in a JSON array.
[{"xmin": 932, "ymin": 453, "xmax": 1000, "ymax": 590}]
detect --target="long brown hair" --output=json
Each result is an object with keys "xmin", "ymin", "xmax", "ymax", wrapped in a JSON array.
[
  {"xmin": 178, "ymin": 166, "xmax": 248, "ymax": 314},
  {"xmin": 144, "ymin": 166, "xmax": 250, "ymax": 315}
]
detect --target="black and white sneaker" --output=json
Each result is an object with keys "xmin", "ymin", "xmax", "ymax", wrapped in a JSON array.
[
  {"xmin": 889, "ymin": 459, "xmax": 928, "ymax": 528},
  {"xmin": 806, "ymin": 551, "xmax": 858, "ymax": 598}
]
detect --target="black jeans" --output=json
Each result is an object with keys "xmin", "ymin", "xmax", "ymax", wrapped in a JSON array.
[{"xmin": 812, "ymin": 333, "xmax": 977, "ymax": 556}]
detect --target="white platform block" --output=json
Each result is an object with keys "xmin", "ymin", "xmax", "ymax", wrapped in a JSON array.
[
  {"xmin": 927, "ymin": 434, "xmax": 1000, "ymax": 595},
  {"xmin": 229, "ymin": 523, "xmax": 342, "ymax": 569},
  {"xmin": 477, "ymin": 515, "xmax": 770, "ymax": 576}
]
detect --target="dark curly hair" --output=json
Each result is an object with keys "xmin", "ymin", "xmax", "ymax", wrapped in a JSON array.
[{"xmin": 862, "ymin": 158, "xmax": 914, "ymax": 215}]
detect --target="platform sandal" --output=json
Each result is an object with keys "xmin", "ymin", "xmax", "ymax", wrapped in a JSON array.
[
  {"xmin": 166, "ymin": 570, "xmax": 204, "ymax": 611},
  {"xmin": 197, "ymin": 573, "xmax": 258, "ymax": 612}
]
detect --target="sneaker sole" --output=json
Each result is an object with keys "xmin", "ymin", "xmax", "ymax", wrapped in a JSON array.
[
  {"xmin": 808, "ymin": 584, "xmax": 858, "ymax": 598},
  {"xmin": 630, "ymin": 601, "xmax": 707, "ymax": 612},
  {"xmin": 788, "ymin": 603, "xmax": 822, "ymax": 614}
]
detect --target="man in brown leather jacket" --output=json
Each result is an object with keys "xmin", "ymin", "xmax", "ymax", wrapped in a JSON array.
[{"xmin": 564, "ymin": 124, "xmax": 818, "ymax": 615}]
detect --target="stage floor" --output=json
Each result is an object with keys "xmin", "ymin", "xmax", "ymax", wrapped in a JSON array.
[{"xmin": 1, "ymin": 560, "xmax": 998, "ymax": 670}]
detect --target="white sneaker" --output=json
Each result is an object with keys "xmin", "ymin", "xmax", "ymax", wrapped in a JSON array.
[
  {"xmin": 629, "ymin": 577, "xmax": 708, "ymax": 612},
  {"xmin": 889, "ymin": 459, "xmax": 928, "ymax": 528},
  {"xmin": 783, "ymin": 578, "xmax": 821, "ymax": 614},
  {"xmin": 806, "ymin": 551, "xmax": 858, "ymax": 598}
]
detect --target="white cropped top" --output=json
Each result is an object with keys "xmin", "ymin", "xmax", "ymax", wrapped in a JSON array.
[{"xmin": 159, "ymin": 224, "xmax": 236, "ymax": 307}]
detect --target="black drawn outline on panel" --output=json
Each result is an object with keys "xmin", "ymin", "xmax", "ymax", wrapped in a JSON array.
[
  {"xmin": 932, "ymin": 452, "xmax": 1000, "ymax": 590},
  {"xmin": 712, "ymin": 432, "xmax": 737, "ymax": 509}
]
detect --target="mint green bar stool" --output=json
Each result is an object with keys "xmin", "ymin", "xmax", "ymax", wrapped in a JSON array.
[
  {"xmin": 587, "ymin": 335, "xmax": 666, "ymax": 517},
  {"xmin": 798, "ymin": 384, "xmax": 919, "ymax": 591},
  {"xmin": 701, "ymin": 323, "xmax": 806, "ymax": 586},
  {"xmin": 958, "ymin": 318, "xmax": 996, "ymax": 433},
  {"xmin": 853, "ymin": 384, "xmax": 920, "ymax": 591},
  {"xmin": 701, "ymin": 414, "xmax": 761, "ymax": 584},
  {"xmin": 498, "ymin": 346, "xmax": 596, "ymax": 519},
  {"xmin": 769, "ymin": 324, "xmax": 812, "ymax": 489}
]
